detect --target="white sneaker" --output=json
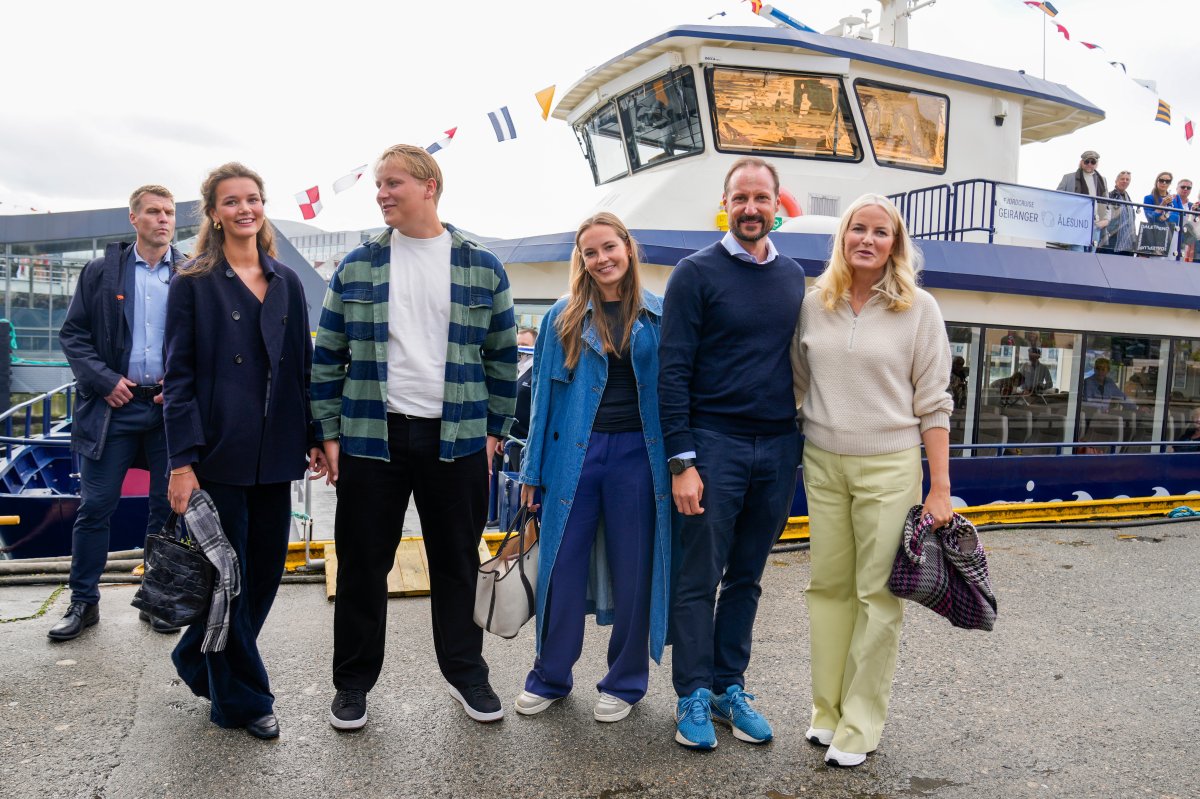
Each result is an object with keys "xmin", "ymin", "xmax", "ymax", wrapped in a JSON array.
[
  {"xmin": 514, "ymin": 690, "xmax": 558, "ymax": 716},
  {"xmin": 825, "ymin": 744, "xmax": 867, "ymax": 767},
  {"xmin": 593, "ymin": 692, "xmax": 632, "ymax": 722},
  {"xmin": 805, "ymin": 727, "xmax": 834, "ymax": 746}
]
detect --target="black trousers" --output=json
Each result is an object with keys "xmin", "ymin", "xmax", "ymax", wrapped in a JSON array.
[
  {"xmin": 332, "ymin": 415, "xmax": 489, "ymax": 692},
  {"xmin": 172, "ymin": 480, "xmax": 291, "ymax": 728}
]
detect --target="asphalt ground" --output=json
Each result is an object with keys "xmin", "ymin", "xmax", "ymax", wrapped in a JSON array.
[{"xmin": 1, "ymin": 519, "xmax": 1197, "ymax": 799}]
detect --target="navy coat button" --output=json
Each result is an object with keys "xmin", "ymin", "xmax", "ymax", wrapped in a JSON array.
[
  {"xmin": 234, "ymin": 355, "xmax": 243, "ymax": 364},
  {"xmin": 225, "ymin": 268, "xmax": 234, "ymax": 277},
  {"xmin": 232, "ymin": 310, "xmax": 241, "ymax": 321},
  {"xmin": 282, "ymin": 316, "xmax": 287, "ymax": 325}
]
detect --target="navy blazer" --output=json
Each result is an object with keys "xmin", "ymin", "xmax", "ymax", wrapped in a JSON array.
[
  {"xmin": 163, "ymin": 251, "xmax": 314, "ymax": 486},
  {"xmin": 60, "ymin": 241, "xmax": 184, "ymax": 459}
]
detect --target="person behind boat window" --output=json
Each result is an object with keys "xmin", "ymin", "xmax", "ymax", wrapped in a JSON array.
[
  {"xmin": 311, "ymin": 144, "xmax": 517, "ymax": 732},
  {"xmin": 990, "ymin": 369, "xmax": 1025, "ymax": 406},
  {"xmin": 163, "ymin": 163, "xmax": 325, "ymax": 741},
  {"xmin": 1102, "ymin": 170, "xmax": 1137, "ymax": 256},
  {"xmin": 792, "ymin": 193, "xmax": 955, "ymax": 768},
  {"xmin": 1143, "ymin": 172, "xmax": 1182, "ymax": 258},
  {"xmin": 1177, "ymin": 179, "xmax": 1196, "ymax": 262},
  {"xmin": 513, "ymin": 212, "xmax": 671, "ymax": 725},
  {"xmin": 659, "ymin": 156, "xmax": 805, "ymax": 752},
  {"xmin": 50, "ymin": 185, "xmax": 184, "ymax": 642},
  {"xmin": 1082, "ymin": 358, "xmax": 1136, "ymax": 413},
  {"xmin": 1173, "ymin": 407, "xmax": 1200, "ymax": 452},
  {"xmin": 1019, "ymin": 347, "xmax": 1054, "ymax": 396},
  {"xmin": 1056, "ymin": 149, "xmax": 1109, "ymax": 251},
  {"xmin": 948, "ymin": 356, "xmax": 968, "ymax": 411}
]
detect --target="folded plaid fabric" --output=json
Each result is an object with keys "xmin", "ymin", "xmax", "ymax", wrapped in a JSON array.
[
  {"xmin": 889, "ymin": 506, "xmax": 997, "ymax": 631},
  {"xmin": 183, "ymin": 490, "xmax": 242, "ymax": 652}
]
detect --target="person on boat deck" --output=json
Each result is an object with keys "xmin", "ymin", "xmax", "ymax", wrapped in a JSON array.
[
  {"xmin": 1143, "ymin": 172, "xmax": 1183, "ymax": 258},
  {"xmin": 1056, "ymin": 149, "xmax": 1109, "ymax": 251},
  {"xmin": 791, "ymin": 193, "xmax": 955, "ymax": 768},
  {"xmin": 1101, "ymin": 170, "xmax": 1137, "ymax": 255},
  {"xmin": 50, "ymin": 185, "xmax": 184, "ymax": 641},
  {"xmin": 163, "ymin": 163, "xmax": 325, "ymax": 741},
  {"xmin": 660, "ymin": 157, "xmax": 805, "ymax": 751},
  {"xmin": 1019, "ymin": 347, "xmax": 1054, "ymax": 396},
  {"xmin": 1176, "ymin": 179, "xmax": 1196, "ymax": 262},
  {"xmin": 311, "ymin": 144, "xmax": 517, "ymax": 732},
  {"xmin": 513, "ymin": 212, "xmax": 670, "ymax": 724}
]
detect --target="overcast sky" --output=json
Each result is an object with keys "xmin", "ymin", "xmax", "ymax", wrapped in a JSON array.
[{"xmin": 2, "ymin": 0, "xmax": 1196, "ymax": 238}]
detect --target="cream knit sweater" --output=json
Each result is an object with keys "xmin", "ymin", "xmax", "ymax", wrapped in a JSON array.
[{"xmin": 791, "ymin": 287, "xmax": 953, "ymax": 456}]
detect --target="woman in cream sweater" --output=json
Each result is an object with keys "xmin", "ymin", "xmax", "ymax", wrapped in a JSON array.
[{"xmin": 791, "ymin": 194, "xmax": 954, "ymax": 767}]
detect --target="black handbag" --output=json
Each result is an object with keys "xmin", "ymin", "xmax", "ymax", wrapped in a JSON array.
[{"xmin": 131, "ymin": 512, "xmax": 216, "ymax": 628}]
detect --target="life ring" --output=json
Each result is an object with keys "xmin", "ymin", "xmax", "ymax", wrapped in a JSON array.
[{"xmin": 779, "ymin": 188, "xmax": 802, "ymax": 217}]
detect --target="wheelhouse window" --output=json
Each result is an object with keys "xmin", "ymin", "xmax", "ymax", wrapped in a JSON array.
[
  {"xmin": 617, "ymin": 68, "xmax": 703, "ymax": 172},
  {"xmin": 706, "ymin": 66, "xmax": 861, "ymax": 161},
  {"xmin": 574, "ymin": 67, "xmax": 703, "ymax": 186},
  {"xmin": 854, "ymin": 79, "xmax": 948, "ymax": 173}
]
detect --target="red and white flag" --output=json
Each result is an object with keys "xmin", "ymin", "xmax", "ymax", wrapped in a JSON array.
[
  {"xmin": 1186, "ymin": 117, "xmax": 1195, "ymax": 145},
  {"xmin": 294, "ymin": 186, "xmax": 322, "ymax": 220},
  {"xmin": 333, "ymin": 164, "xmax": 368, "ymax": 194},
  {"xmin": 426, "ymin": 127, "xmax": 457, "ymax": 154}
]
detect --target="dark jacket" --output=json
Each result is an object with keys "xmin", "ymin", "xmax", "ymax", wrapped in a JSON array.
[
  {"xmin": 510, "ymin": 363, "xmax": 534, "ymax": 440},
  {"xmin": 60, "ymin": 241, "xmax": 184, "ymax": 459},
  {"xmin": 163, "ymin": 252, "xmax": 314, "ymax": 486}
]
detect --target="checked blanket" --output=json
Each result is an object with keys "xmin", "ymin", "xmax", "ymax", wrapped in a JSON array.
[
  {"xmin": 889, "ymin": 506, "xmax": 998, "ymax": 631},
  {"xmin": 184, "ymin": 490, "xmax": 242, "ymax": 653}
]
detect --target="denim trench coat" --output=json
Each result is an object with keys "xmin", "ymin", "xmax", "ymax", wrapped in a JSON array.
[{"xmin": 519, "ymin": 290, "xmax": 671, "ymax": 662}]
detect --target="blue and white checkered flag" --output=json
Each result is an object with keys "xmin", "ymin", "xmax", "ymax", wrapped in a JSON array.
[{"xmin": 488, "ymin": 106, "xmax": 518, "ymax": 143}]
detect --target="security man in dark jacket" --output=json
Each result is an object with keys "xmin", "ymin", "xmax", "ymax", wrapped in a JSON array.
[{"xmin": 50, "ymin": 185, "xmax": 183, "ymax": 640}]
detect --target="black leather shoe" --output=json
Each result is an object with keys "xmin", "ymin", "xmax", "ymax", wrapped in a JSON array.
[
  {"xmin": 245, "ymin": 714, "xmax": 280, "ymax": 740},
  {"xmin": 139, "ymin": 610, "xmax": 181, "ymax": 634},
  {"xmin": 47, "ymin": 602, "xmax": 99, "ymax": 641}
]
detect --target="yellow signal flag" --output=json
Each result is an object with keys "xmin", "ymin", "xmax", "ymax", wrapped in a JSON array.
[{"xmin": 535, "ymin": 85, "xmax": 556, "ymax": 121}]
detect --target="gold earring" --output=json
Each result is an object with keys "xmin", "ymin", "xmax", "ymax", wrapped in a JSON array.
[{"xmin": 214, "ymin": 220, "xmax": 222, "ymax": 230}]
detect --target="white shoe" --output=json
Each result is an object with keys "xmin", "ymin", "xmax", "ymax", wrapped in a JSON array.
[
  {"xmin": 825, "ymin": 744, "xmax": 867, "ymax": 767},
  {"xmin": 514, "ymin": 690, "xmax": 558, "ymax": 716},
  {"xmin": 805, "ymin": 727, "xmax": 834, "ymax": 746},
  {"xmin": 593, "ymin": 692, "xmax": 632, "ymax": 722}
]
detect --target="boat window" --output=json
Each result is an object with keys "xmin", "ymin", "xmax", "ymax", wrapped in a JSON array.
[
  {"xmin": 946, "ymin": 325, "xmax": 980, "ymax": 457},
  {"xmin": 578, "ymin": 102, "xmax": 629, "ymax": 185},
  {"xmin": 1168, "ymin": 340, "xmax": 1200, "ymax": 451},
  {"xmin": 616, "ymin": 68, "xmax": 703, "ymax": 173},
  {"xmin": 705, "ymin": 67, "xmax": 862, "ymax": 162},
  {"xmin": 1080, "ymin": 335, "xmax": 1169, "ymax": 453},
  {"xmin": 854, "ymin": 79, "xmax": 949, "ymax": 174},
  {"xmin": 978, "ymin": 329, "xmax": 1081, "ymax": 455}
]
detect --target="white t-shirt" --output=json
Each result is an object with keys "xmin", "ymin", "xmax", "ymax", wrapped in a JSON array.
[
  {"xmin": 1082, "ymin": 171, "xmax": 1098, "ymax": 196},
  {"xmin": 386, "ymin": 228, "xmax": 452, "ymax": 417}
]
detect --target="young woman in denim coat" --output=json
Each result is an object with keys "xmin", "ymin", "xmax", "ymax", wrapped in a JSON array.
[{"xmin": 514, "ymin": 212, "xmax": 670, "ymax": 724}]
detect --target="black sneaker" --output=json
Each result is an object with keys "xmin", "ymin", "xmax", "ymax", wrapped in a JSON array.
[
  {"xmin": 329, "ymin": 689, "xmax": 367, "ymax": 731},
  {"xmin": 447, "ymin": 681, "xmax": 504, "ymax": 722}
]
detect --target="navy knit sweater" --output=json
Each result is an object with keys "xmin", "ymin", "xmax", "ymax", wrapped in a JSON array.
[{"xmin": 658, "ymin": 241, "xmax": 806, "ymax": 456}]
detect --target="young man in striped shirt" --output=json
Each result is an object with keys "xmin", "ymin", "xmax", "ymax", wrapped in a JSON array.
[{"xmin": 311, "ymin": 144, "xmax": 517, "ymax": 731}]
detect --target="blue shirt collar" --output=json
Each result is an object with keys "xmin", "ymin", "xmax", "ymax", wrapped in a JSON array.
[
  {"xmin": 720, "ymin": 231, "xmax": 777, "ymax": 264},
  {"xmin": 132, "ymin": 243, "xmax": 172, "ymax": 268}
]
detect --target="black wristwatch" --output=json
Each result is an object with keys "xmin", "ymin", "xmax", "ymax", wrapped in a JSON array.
[{"xmin": 668, "ymin": 457, "xmax": 696, "ymax": 475}]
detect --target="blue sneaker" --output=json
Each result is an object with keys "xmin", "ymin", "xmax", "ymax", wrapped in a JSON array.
[
  {"xmin": 674, "ymin": 688, "xmax": 717, "ymax": 750},
  {"xmin": 711, "ymin": 685, "xmax": 773, "ymax": 743}
]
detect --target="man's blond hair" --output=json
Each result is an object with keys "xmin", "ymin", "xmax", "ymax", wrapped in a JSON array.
[
  {"xmin": 376, "ymin": 144, "xmax": 444, "ymax": 204},
  {"xmin": 129, "ymin": 185, "xmax": 174, "ymax": 214}
]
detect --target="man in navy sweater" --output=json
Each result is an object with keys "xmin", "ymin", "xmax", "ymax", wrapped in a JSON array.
[{"xmin": 659, "ymin": 157, "xmax": 805, "ymax": 750}]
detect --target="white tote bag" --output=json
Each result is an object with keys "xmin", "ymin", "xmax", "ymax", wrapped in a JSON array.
[{"xmin": 474, "ymin": 508, "xmax": 539, "ymax": 638}]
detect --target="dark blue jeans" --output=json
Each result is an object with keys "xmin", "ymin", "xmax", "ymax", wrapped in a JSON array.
[
  {"xmin": 171, "ymin": 480, "xmax": 291, "ymax": 729},
  {"xmin": 525, "ymin": 431, "xmax": 655, "ymax": 704},
  {"xmin": 68, "ymin": 398, "xmax": 169, "ymax": 605},
  {"xmin": 669, "ymin": 427, "xmax": 800, "ymax": 697}
]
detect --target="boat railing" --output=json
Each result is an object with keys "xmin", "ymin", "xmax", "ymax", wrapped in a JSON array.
[
  {"xmin": 890, "ymin": 179, "xmax": 1200, "ymax": 258},
  {"xmin": 0, "ymin": 381, "xmax": 76, "ymax": 460}
]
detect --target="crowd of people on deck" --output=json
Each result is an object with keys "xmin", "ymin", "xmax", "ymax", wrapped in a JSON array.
[
  {"xmin": 1056, "ymin": 149, "xmax": 1199, "ymax": 260},
  {"xmin": 49, "ymin": 146, "xmax": 956, "ymax": 768}
]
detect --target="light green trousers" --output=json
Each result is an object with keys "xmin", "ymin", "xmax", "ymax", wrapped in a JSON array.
[{"xmin": 803, "ymin": 442, "xmax": 921, "ymax": 755}]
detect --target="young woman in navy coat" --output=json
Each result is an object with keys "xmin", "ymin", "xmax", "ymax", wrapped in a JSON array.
[
  {"xmin": 514, "ymin": 212, "xmax": 671, "ymax": 723},
  {"xmin": 163, "ymin": 162, "xmax": 326, "ymax": 740}
]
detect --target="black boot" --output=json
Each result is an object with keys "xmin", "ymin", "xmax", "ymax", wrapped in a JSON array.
[
  {"xmin": 47, "ymin": 602, "xmax": 99, "ymax": 641},
  {"xmin": 139, "ymin": 610, "xmax": 182, "ymax": 634}
]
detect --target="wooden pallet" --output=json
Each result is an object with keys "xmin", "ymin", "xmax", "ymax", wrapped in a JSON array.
[{"xmin": 324, "ymin": 537, "xmax": 492, "ymax": 601}]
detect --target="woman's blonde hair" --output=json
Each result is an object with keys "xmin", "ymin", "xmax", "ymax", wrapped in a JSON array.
[
  {"xmin": 556, "ymin": 212, "xmax": 644, "ymax": 370},
  {"xmin": 814, "ymin": 193, "xmax": 920, "ymax": 312},
  {"xmin": 180, "ymin": 162, "xmax": 276, "ymax": 278}
]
